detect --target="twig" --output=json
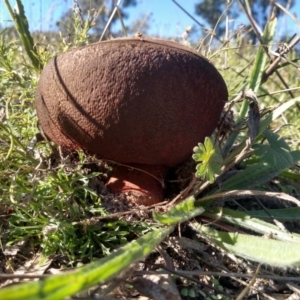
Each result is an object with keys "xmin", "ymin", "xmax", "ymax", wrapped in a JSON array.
[
  {"xmin": 273, "ymin": 1, "xmax": 300, "ymax": 27},
  {"xmin": 236, "ymin": 264, "xmax": 261, "ymax": 300},
  {"xmin": 286, "ymin": 282, "xmax": 300, "ymax": 294},
  {"xmin": 0, "ymin": 274, "xmax": 49, "ymax": 279},
  {"xmin": 252, "ymin": 194, "xmax": 288, "ymax": 231},
  {"xmin": 139, "ymin": 264, "xmax": 233, "ymax": 294},
  {"xmin": 99, "ymin": 0, "xmax": 123, "ymax": 41},
  {"xmin": 238, "ymin": 1, "xmax": 300, "ymax": 107},
  {"xmin": 196, "ymin": 189, "xmax": 300, "ymax": 207},
  {"xmin": 134, "ymin": 269, "xmax": 300, "ymax": 282},
  {"xmin": 155, "ymin": 245, "xmax": 174, "ymax": 270},
  {"xmin": 238, "ymin": 0, "xmax": 267, "ymax": 56},
  {"xmin": 171, "ymin": 0, "xmax": 206, "ymax": 30},
  {"xmin": 262, "ymin": 35, "xmax": 300, "ymax": 82},
  {"xmin": 107, "ymin": 159, "xmax": 165, "ymax": 187},
  {"xmin": 208, "ymin": 0, "xmax": 235, "ymax": 50},
  {"xmin": 258, "ymin": 86, "xmax": 300, "ymax": 97},
  {"xmin": 77, "ymin": 201, "xmax": 169, "ymax": 222},
  {"xmin": 167, "ymin": 174, "xmax": 196, "ymax": 207},
  {"xmin": 116, "ymin": 6, "xmax": 127, "ymax": 36},
  {"xmin": 198, "ymin": 216, "xmax": 247, "ymax": 233}
]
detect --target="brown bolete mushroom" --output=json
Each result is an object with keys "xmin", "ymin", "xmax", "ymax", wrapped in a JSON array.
[{"xmin": 35, "ymin": 37, "xmax": 228, "ymax": 205}]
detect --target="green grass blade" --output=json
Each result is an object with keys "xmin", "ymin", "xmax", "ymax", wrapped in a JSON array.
[
  {"xmin": 258, "ymin": 97, "xmax": 300, "ymax": 133},
  {"xmin": 248, "ymin": 18, "xmax": 277, "ymax": 93},
  {"xmin": 0, "ymin": 226, "xmax": 174, "ymax": 300},
  {"xmin": 153, "ymin": 196, "xmax": 205, "ymax": 224},
  {"xmin": 223, "ymin": 97, "xmax": 300, "ymax": 166},
  {"xmin": 220, "ymin": 150, "xmax": 300, "ymax": 191},
  {"xmin": 279, "ymin": 170, "xmax": 300, "ymax": 181},
  {"xmin": 245, "ymin": 207, "xmax": 300, "ymax": 221},
  {"xmin": 203, "ymin": 207, "xmax": 300, "ymax": 242},
  {"xmin": 223, "ymin": 16, "xmax": 277, "ymax": 156},
  {"xmin": 4, "ymin": 0, "xmax": 41, "ymax": 70},
  {"xmin": 193, "ymin": 224, "xmax": 300, "ymax": 267}
]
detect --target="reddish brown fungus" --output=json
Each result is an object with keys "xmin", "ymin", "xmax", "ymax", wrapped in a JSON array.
[{"xmin": 35, "ymin": 37, "xmax": 228, "ymax": 205}]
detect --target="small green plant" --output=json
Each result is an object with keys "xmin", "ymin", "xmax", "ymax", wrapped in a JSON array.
[
  {"xmin": 4, "ymin": 0, "xmax": 42, "ymax": 69},
  {"xmin": 197, "ymin": 278, "xmax": 233, "ymax": 300},
  {"xmin": 180, "ymin": 287, "xmax": 196, "ymax": 298},
  {"xmin": 193, "ymin": 137, "xmax": 223, "ymax": 184}
]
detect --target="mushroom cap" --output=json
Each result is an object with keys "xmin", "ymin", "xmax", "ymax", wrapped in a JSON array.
[{"xmin": 35, "ymin": 37, "xmax": 227, "ymax": 167}]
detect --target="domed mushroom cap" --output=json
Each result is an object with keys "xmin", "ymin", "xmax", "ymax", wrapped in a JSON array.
[{"xmin": 35, "ymin": 37, "xmax": 227, "ymax": 167}]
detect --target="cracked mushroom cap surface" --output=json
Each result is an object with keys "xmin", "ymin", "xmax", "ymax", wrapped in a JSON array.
[{"xmin": 35, "ymin": 37, "xmax": 228, "ymax": 167}]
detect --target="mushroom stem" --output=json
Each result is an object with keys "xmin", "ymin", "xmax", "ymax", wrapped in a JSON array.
[{"xmin": 106, "ymin": 164, "xmax": 167, "ymax": 206}]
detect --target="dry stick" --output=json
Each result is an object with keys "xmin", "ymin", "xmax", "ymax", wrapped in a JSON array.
[
  {"xmin": 252, "ymin": 194, "xmax": 288, "ymax": 232},
  {"xmin": 77, "ymin": 203, "xmax": 166, "ymax": 222},
  {"xmin": 192, "ymin": 255, "xmax": 269, "ymax": 298},
  {"xmin": 264, "ymin": 35, "xmax": 300, "ymax": 99},
  {"xmin": 140, "ymin": 263, "xmax": 233, "ymax": 295},
  {"xmin": 199, "ymin": 6, "xmax": 246, "ymax": 55},
  {"xmin": 236, "ymin": 264, "xmax": 261, "ymax": 300},
  {"xmin": 270, "ymin": 55, "xmax": 298, "ymax": 102},
  {"xmin": 137, "ymin": 265, "xmax": 299, "ymax": 300},
  {"xmin": 171, "ymin": 0, "xmax": 207, "ymax": 31},
  {"xmin": 0, "ymin": 274, "xmax": 49, "ymax": 279},
  {"xmin": 42, "ymin": 156, "xmax": 165, "ymax": 188},
  {"xmin": 116, "ymin": 7, "xmax": 127, "ymax": 36},
  {"xmin": 263, "ymin": 35, "xmax": 300, "ymax": 109},
  {"xmin": 258, "ymin": 86, "xmax": 300, "ymax": 97},
  {"xmin": 155, "ymin": 245, "xmax": 174, "ymax": 271},
  {"xmin": 167, "ymin": 238, "xmax": 295, "ymax": 297},
  {"xmin": 217, "ymin": 98, "xmax": 239, "ymax": 146},
  {"xmin": 238, "ymin": 1, "xmax": 299, "ymax": 104},
  {"xmin": 223, "ymin": 0, "xmax": 230, "ymax": 69},
  {"xmin": 100, "ymin": 266, "xmax": 136, "ymax": 297},
  {"xmin": 171, "ymin": 0, "xmax": 223, "ymax": 48},
  {"xmin": 133, "ymin": 269, "xmax": 300, "ymax": 282},
  {"xmin": 99, "ymin": 0, "xmax": 123, "ymax": 41},
  {"xmin": 104, "ymin": 159, "xmax": 165, "ymax": 188},
  {"xmin": 270, "ymin": 32, "xmax": 297, "ymax": 57},
  {"xmin": 275, "ymin": 71, "xmax": 295, "ymax": 99},
  {"xmin": 238, "ymin": 0, "xmax": 268, "ymax": 56},
  {"xmin": 167, "ymin": 174, "xmax": 196, "ymax": 207},
  {"xmin": 202, "ymin": 189, "xmax": 300, "ymax": 207},
  {"xmin": 208, "ymin": 25, "xmax": 249, "ymax": 61},
  {"xmin": 198, "ymin": 216, "xmax": 247, "ymax": 234},
  {"xmin": 273, "ymin": 0, "xmax": 300, "ymax": 27},
  {"xmin": 164, "ymin": 237, "xmax": 296, "ymax": 297},
  {"xmin": 286, "ymin": 282, "xmax": 300, "ymax": 295},
  {"xmin": 222, "ymin": 137, "xmax": 252, "ymax": 173},
  {"xmin": 262, "ymin": 35, "xmax": 300, "ymax": 83},
  {"xmin": 207, "ymin": 0, "xmax": 235, "ymax": 50},
  {"xmin": 76, "ymin": 199, "xmax": 171, "ymax": 223}
]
